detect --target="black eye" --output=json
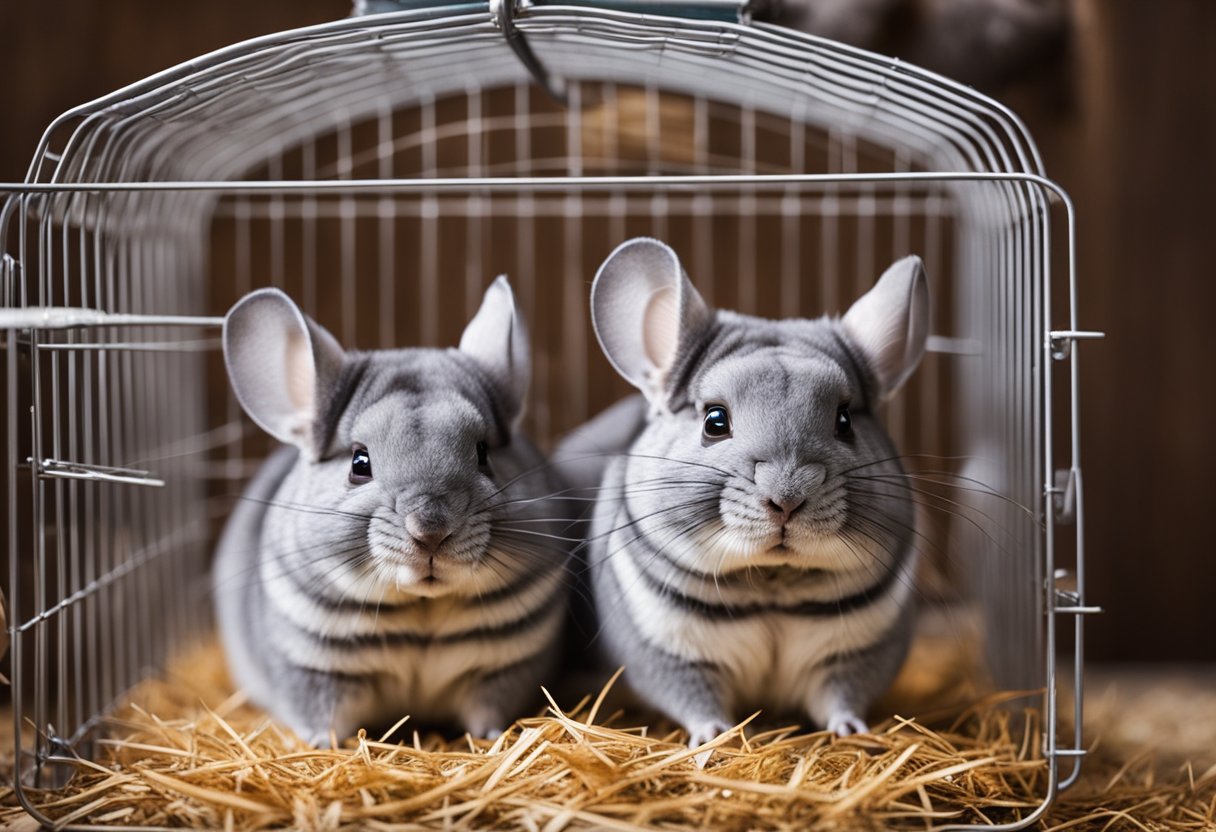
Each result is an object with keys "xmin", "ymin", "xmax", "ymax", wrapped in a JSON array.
[
  {"xmin": 350, "ymin": 444, "xmax": 372, "ymax": 484},
  {"xmin": 836, "ymin": 405, "xmax": 853, "ymax": 440},
  {"xmin": 703, "ymin": 405, "xmax": 731, "ymax": 440},
  {"xmin": 476, "ymin": 440, "xmax": 489, "ymax": 467}
]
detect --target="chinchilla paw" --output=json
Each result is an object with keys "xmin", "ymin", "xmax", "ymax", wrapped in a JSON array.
[
  {"xmin": 826, "ymin": 712, "xmax": 869, "ymax": 737},
  {"xmin": 463, "ymin": 707, "xmax": 509, "ymax": 741},
  {"xmin": 687, "ymin": 719, "xmax": 734, "ymax": 768}
]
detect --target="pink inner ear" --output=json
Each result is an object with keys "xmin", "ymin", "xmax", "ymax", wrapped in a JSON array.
[
  {"xmin": 284, "ymin": 329, "xmax": 316, "ymax": 414},
  {"xmin": 642, "ymin": 285, "xmax": 679, "ymax": 372}
]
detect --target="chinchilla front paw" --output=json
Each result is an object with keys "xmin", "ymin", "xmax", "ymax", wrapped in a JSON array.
[
  {"xmin": 687, "ymin": 719, "xmax": 735, "ymax": 768},
  {"xmin": 826, "ymin": 711, "xmax": 870, "ymax": 737},
  {"xmin": 462, "ymin": 703, "xmax": 510, "ymax": 741}
]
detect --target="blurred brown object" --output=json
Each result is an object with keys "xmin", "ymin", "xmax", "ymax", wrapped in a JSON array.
[
  {"xmin": 0, "ymin": 588, "xmax": 7, "ymax": 685},
  {"xmin": 763, "ymin": 0, "xmax": 1070, "ymax": 91}
]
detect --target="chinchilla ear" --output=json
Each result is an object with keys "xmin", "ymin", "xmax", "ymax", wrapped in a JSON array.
[
  {"xmin": 842, "ymin": 255, "xmax": 930, "ymax": 400},
  {"xmin": 591, "ymin": 237, "xmax": 712, "ymax": 403},
  {"xmin": 459, "ymin": 275, "xmax": 530, "ymax": 425},
  {"xmin": 222, "ymin": 288, "xmax": 345, "ymax": 459}
]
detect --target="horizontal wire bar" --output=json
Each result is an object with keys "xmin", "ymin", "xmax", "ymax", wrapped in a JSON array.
[
  {"xmin": 1, "ymin": 170, "xmax": 1068, "ymax": 196},
  {"xmin": 210, "ymin": 194, "xmax": 953, "ymax": 219},
  {"xmin": 32, "ymin": 339, "xmax": 220, "ymax": 353},
  {"xmin": 0, "ymin": 309, "xmax": 223, "ymax": 330},
  {"xmin": 1048, "ymin": 330, "xmax": 1105, "ymax": 341}
]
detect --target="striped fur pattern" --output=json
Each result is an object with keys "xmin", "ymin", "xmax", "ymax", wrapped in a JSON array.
[
  {"xmin": 572, "ymin": 238, "xmax": 929, "ymax": 749},
  {"xmin": 213, "ymin": 279, "xmax": 570, "ymax": 745}
]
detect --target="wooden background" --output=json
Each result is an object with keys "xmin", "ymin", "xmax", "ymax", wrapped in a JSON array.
[{"xmin": 1, "ymin": 0, "xmax": 1213, "ymax": 663}]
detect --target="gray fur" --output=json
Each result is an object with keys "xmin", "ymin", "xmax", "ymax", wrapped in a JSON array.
[
  {"xmin": 571, "ymin": 238, "xmax": 929, "ymax": 747},
  {"xmin": 213, "ymin": 278, "xmax": 571, "ymax": 745}
]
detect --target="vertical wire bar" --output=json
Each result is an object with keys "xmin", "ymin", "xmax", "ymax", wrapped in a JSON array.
[
  {"xmin": 922, "ymin": 187, "xmax": 942, "ymax": 468},
  {"xmin": 514, "ymin": 81, "xmax": 542, "ymax": 439},
  {"xmin": 99, "ymin": 213, "xmax": 117, "ymax": 733},
  {"xmin": 148, "ymin": 217, "xmax": 168, "ymax": 674},
  {"xmin": 1063, "ymin": 197, "xmax": 1088, "ymax": 789},
  {"xmin": 7, "ymin": 318, "xmax": 24, "ymax": 781},
  {"xmin": 53, "ymin": 203, "xmax": 68, "ymax": 750},
  {"xmin": 12, "ymin": 194, "xmax": 31, "ymax": 785},
  {"xmin": 563, "ymin": 81, "xmax": 587, "ymax": 427},
  {"xmin": 338, "ymin": 116, "xmax": 358, "ymax": 344},
  {"xmin": 420, "ymin": 93, "xmax": 439, "ymax": 347},
  {"xmin": 820, "ymin": 131, "xmax": 839, "ymax": 314},
  {"xmin": 690, "ymin": 94, "xmax": 712, "ymax": 301},
  {"xmin": 1039, "ymin": 181, "xmax": 1061, "ymax": 808},
  {"xmin": 133, "ymin": 216, "xmax": 155, "ymax": 690},
  {"xmin": 229, "ymin": 198, "xmax": 252, "ymax": 484},
  {"xmin": 780, "ymin": 107, "xmax": 805, "ymax": 316},
  {"xmin": 1011, "ymin": 191, "xmax": 1026, "ymax": 682},
  {"xmin": 150, "ymin": 214, "xmax": 170, "ymax": 675},
  {"xmin": 115, "ymin": 232, "xmax": 135, "ymax": 703},
  {"xmin": 32, "ymin": 194, "xmax": 49, "ymax": 781},
  {"xmin": 645, "ymin": 84, "xmax": 668, "ymax": 242},
  {"xmin": 737, "ymin": 104, "xmax": 756, "ymax": 314},
  {"xmin": 69, "ymin": 211, "xmax": 85, "ymax": 736},
  {"xmin": 378, "ymin": 102, "xmax": 397, "ymax": 348},
  {"xmin": 466, "ymin": 87, "xmax": 485, "ymax": 322},
  {"xmin": 186, "ymin": 201, "xmax": 200, "ymax": 639},
  {"xmin": 269, "ymin": 155, "xmax": 285, "ymax": 288},
  {"xmin": 604, "ymin": 83, "xmax": 626, "ymax": 254},
  {"xmin": 84, "ymin": 197, "xmax": 102, "ymax": 735},
  {"xmin": 302, "ymin": 140, "xmax": 319, "ymax": 314}
]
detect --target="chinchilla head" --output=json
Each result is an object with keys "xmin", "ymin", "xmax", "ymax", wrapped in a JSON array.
[
  {"xmin": 591, "ymin": 237, "xmax": 929, "ymax": 577},
  {"xmin": 223, "ymin": 276, "xmax": 545, "ymax": 599}
]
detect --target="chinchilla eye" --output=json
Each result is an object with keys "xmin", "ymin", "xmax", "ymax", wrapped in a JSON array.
[
  {"xmin": 703, "ymin": 405, "xmax": 731, "ymax": 440},
  {"xmin": 476, "ymin": 440, "xmax": 489, "ymax": 467},
  {"xmin": 836, "ymin": 405, "xmax": 854, "ymax": 440},
  {"xmin": 350, "ymin": 444, "xmax": 372, "ymax": 484}
]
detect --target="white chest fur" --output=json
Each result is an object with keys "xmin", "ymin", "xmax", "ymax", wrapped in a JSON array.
[{"xmin": 611, "ymin": 542, "xmax": 911, "ymax": 712}]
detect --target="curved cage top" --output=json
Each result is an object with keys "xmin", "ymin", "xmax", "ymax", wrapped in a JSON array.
[{"xmin": 28, "ymin": 3, "xmax": 1045, "ymax": 186}]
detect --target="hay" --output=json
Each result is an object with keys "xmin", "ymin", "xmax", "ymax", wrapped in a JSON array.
[{"xmin": 2, "ymin": 637, "xmax": 1214, "ymax": 831}]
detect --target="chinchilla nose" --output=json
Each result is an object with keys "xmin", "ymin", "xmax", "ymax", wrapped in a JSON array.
[
  {"xmin": 754, "ymin": 461, "xmax": 826, "ymax": 522},
  {"xmin": 404, "ymin": 510, "xmax": 452, "ymax": 552},
  {"xmin": 765, "ymin": 495, "xmax": 806, "ymax": 521}
]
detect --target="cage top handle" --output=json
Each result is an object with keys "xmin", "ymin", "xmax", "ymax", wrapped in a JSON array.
[{"xmin": 353, "ymin": 0, "xmax": 757, "ymax": 104}]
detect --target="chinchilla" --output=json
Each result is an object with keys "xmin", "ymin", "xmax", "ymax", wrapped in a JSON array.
[
  {"xmin": 571, "ymin": 237, "xmax": 929, "ymax": 751},
  {"xmin": 212, "ymin": 277, "xmax": 572, "ymax": 745}
]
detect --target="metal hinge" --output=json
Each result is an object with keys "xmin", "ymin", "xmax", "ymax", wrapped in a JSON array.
[
  {"xmin": 1049, "ymin": 329, "xmax": 1104, "ymax": 360},
  {"xmin": 1048, "ymin": 467, "xmax": 1076, "ymax": 523},
  {"xmin": 353, "ymin": 0, "xmax": 754, "ymax": 105}
]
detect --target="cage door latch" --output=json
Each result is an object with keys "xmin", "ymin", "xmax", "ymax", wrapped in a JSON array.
[
  {"xmin": 1049, "ymin": 329, "xmax": 1104, "ymax": 360},
  {"xmin": 1052, "ymin": 569, "xmax": 1103, "ymax": 616},
  {"xmin": 33, "ymin": 458, "xmax": 166, "ymax": 488}
]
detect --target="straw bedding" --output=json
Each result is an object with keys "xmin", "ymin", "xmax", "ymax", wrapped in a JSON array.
[{"xmin": 2, "ymin": 632, "xmax": 1214, "ymax": 831}]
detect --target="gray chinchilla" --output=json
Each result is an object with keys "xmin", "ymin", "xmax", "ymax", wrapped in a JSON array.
[
  {"xmin": 570, "ymin": 237, "xmax": 929, "ymax": 752},
  {"xmin": 213, "ymin": 277, "xmax": 571, "ymax": 744}
]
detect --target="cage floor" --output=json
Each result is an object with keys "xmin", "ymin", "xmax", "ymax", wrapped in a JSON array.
[{"xmin": 1, "ymin": 627, "xmax": 1213, "ymax": 831}]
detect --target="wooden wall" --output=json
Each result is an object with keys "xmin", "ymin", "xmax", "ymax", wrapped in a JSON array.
[{"xmin": 2, "ymin": 0, "xmax": 1213, "ymax": 662}]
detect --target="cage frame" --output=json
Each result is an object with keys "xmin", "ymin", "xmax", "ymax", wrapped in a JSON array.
[{"xmin": 1, "ymin": 3, "xmax": 1101, "ymax": 829}]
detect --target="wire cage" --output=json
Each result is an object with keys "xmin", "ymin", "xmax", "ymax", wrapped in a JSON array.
[{"xmin": 1, "ymin": 1, "xmax": 1100, "ymax": 828}]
